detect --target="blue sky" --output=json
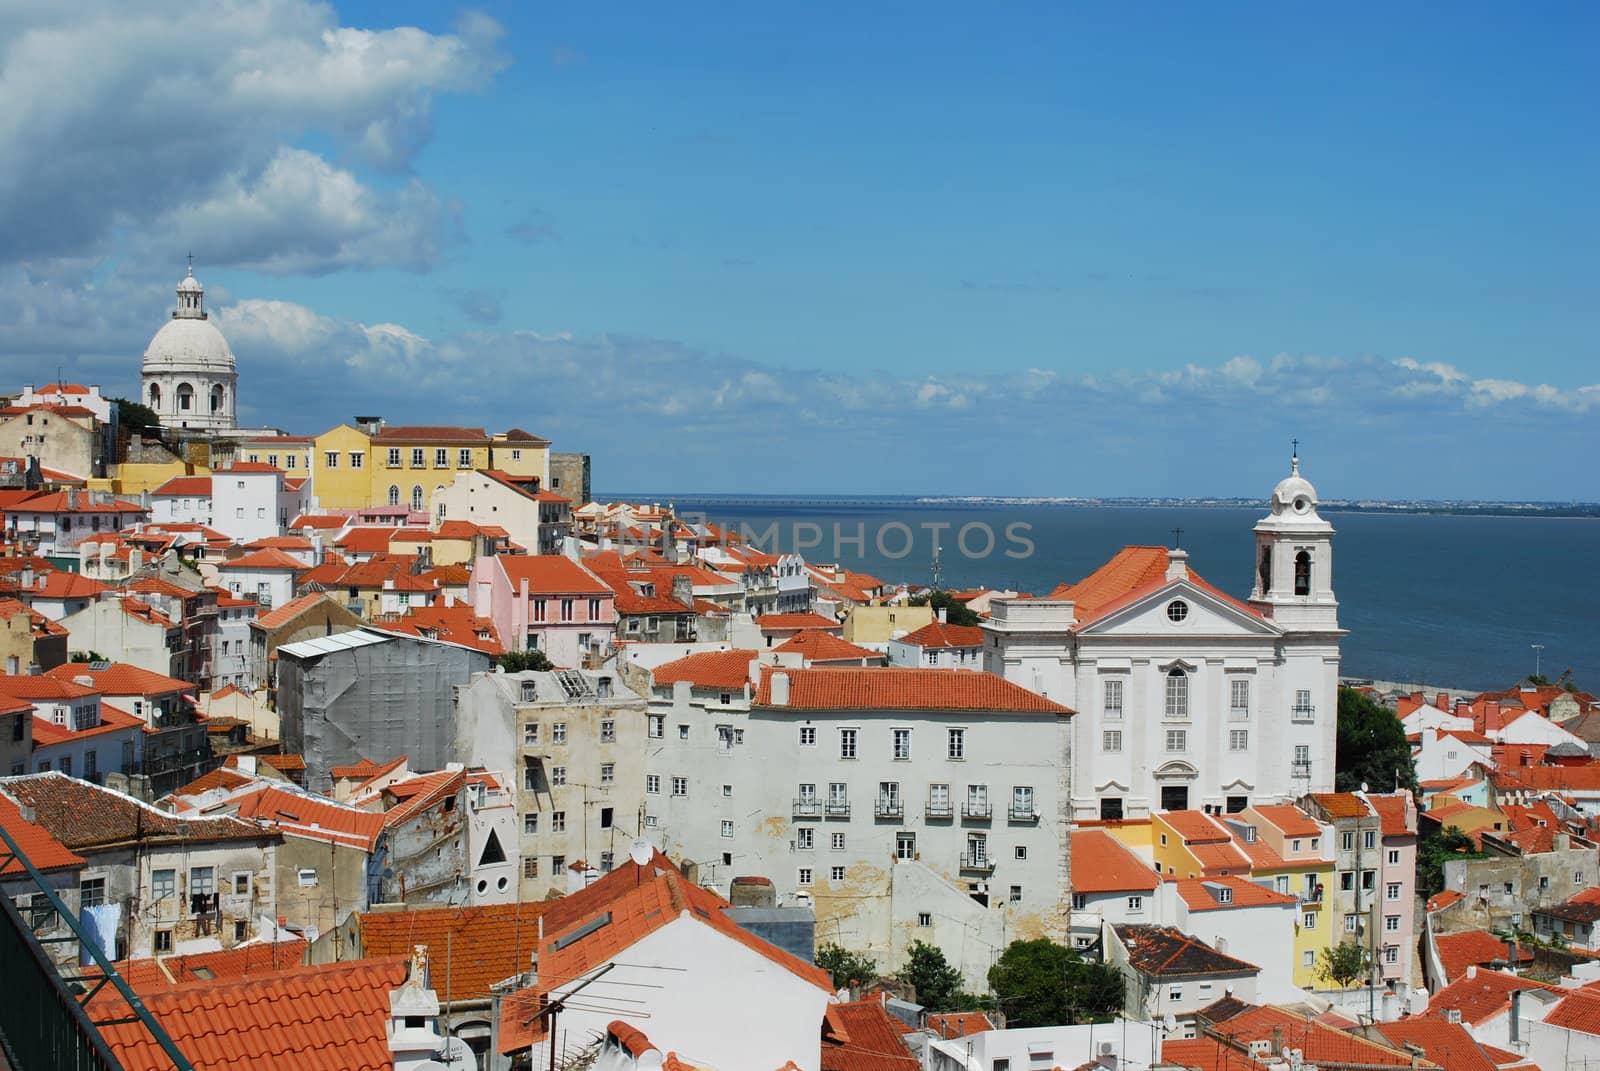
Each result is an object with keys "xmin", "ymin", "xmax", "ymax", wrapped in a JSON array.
[{"xmin": 0, "ymin": 3, "xmax": 1595, "ymax": 498}]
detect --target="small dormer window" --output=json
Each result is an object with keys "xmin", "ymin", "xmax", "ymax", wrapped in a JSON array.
[{"xmin": 1294, "ymin": 551, "xmax": 1312, "ymax": 596}]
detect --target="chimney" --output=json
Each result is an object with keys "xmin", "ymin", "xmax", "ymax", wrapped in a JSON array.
[
  {"xmin": 937, "ymin": 607, "xmax": 947, "ymax": 624},
  {"xmin": 1437, "ymin": 693, "xmax": 1449, "ymax": 711},
  {"xmin": 1165, "ymin": 547, "xmax": 1189, "ymax": 582},
  {"xmin": 1271, "ymin": 1025, "xmax": 1284, "ymax": 1056},
  {"xmin": 67, "ymin": 488, "xmax": 78, "ymax": 510},
  {"xmin": 770, "ymin": 671, "xmax": 790, "ymax": 706}
]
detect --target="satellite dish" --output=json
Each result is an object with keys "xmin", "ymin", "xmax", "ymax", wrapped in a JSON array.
[
  {"xmin": 1163, "ymin": 1013, "xmax": 1178, "ymax": 1034},
  {"xmin": 629, "ymin": 838, "xmax": 653, "ymax": 866}
]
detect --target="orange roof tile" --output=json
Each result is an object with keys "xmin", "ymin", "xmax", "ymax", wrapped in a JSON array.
[
  {"xmin": 254, "ymin": 592, "xmax": 343, "ymax": 630},
  {"xmin": 215, "ymin": 548, "xmax": 307, "ymax": 572},
  {"xmin": 373, "ymin": 425, "xmax": 488, "ymax": 443},
  {"xmin": 379, "ymin": 603, "xmax": 504, "ymax": 656},
  {"xmin": 1367, "ymin": 794, "xmax": 1416, "ymax": 838},
  {"xmin": 772, "ymin": 630, "xmax": 883, "ymax": 663},
  {"xmin": 290, "ymin": 514, "xmax": 346, "ymax": 530},
  {"xmin": 821, "ymin": 1000, "xmax": 919, "ymax": 1071},
  {"xmin": 1222, "ymin": 1006, "xmax": 1420, "ymax": 1068},
  {"xmin": 151, "ymin": 475, "xmax": 212, "ymax": 497},
  {"xmin": 1425, "ymin": 968, "xmax": 1560, "ymax": 1025},
  {"xmin": 227, "ymin": 785, "xmax": 385, "ymax": 851},
  {"xmin": 113, "ymin": 937, "xmax": 309, "ymax": 992},
  {"xmin": 924, "ymin": 1011, "xmax": 995, "ymax": 1039},
  {"xmin": 11, "ymin": 491, "xmax": 145, "ymax": 514},
  {"xmin": 1070, "ymin": 829, "xmax": 1159, "ymax": 893},
  {"xmin": 1161, "ymin": 810, "xmax": 1232, "ymax": 843},
  {"xmin": 0, "ymin": 791, "xmax": 86, "ymax": 874},
  {"xmin": 1309, "ymin": 792, "xmax": 1373, "ymax": 819},
  {"xmin": 754, "ymin": 666, "xmax": 1070, "ymax": 713},
  {"xmin": 359, "ymin": 902, "xmax": 549, "ymax": 1003},
  {"xmin": 1247, "ymin": 804, "xmax": 1323, "ymax": 838},
  {"xmin": 375, "ymin": 770, "xmax": 465, "ymax": 829},
  {"xmin": 1371, "ymin": 1021, "xmax": 1496, "ymax": 1071},
  {"xmin": 29, "ymin": 703, "xmax": 143, "ymax": 747},
  {"xmin": 93, "ymin": 957, "xmax": 408, "ymax": 1071},
  {"xmin": 46, "ymin": 661, "xmax": 193, "ymax": 696},
  {"xmin": 1428, "ymin": 889, "xmax": 1467, "ymax": 912},
  {"xmin": 1543, "ymin": 991, "xmax": 1600, "ymax": 1036},
  {"xmin": 497, "ymin": 555, "xmax": 613, "ymax": 595},
  {"xmin": 896, "ymin": 620, "xmax": 986, "ymax": 649},
  {"xmin": 1173, "ymin": 875, "xmax": 1298, "ymax": 911},
  {"xmin": 653, "ymin": 649, "xmax": 758, "ymax": 691},
  {"xmin": 0, "ymin": 673, "xmax": 98, "ymax": 701},
  {"xmin": 1435, "ymin": 930, "xmax": 1532, "ymax": 983}
]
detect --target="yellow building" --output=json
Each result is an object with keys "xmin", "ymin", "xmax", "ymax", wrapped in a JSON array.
[
  {"xmin": 234, "ymin": 435, "xmax": 314, "ymax": 476},
  {"xmin": 100, "ymin": 460, "xmax": 208, "ymax": 497},
  {"xmin": 841, "ymin": 604, "xmax": 935, "ymax": 645},
  {"xmin": 369, "ymin": 425, "xmax": 492, "ymax": 515},
  {"xmin": 1243, "ymin": 805, "xmax": 1338, "ymax": 989},
  {"xmin": 488, "ymin": 429, "xmax": 550, "ymax": 484},
  {"xmin": 310, "ymin": 424, "xmax": 375, "ymax": 509}
]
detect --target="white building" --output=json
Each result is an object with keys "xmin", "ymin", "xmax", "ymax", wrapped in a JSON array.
[
  {"xmin": 149, "ymin": 474, "xmax": 214, "ymax": 527},
  {"xmin": 211, "ymin": 462, "xmax": 289, "ymax": 543},
  {"xmin": 14, "ymin": 383, "xmax": 113, "ymax": 424},
  {"xmin": 211, "ymin": 548, "xmax": 303, "ymax": 610},
  {"xmin": 983, "ymin": 456, "xmax": 1341, "ymax": 820},
  {"xmin": 141, "ymin": 264, "xmax": 238, "ymax": 432},
  {"xmin": 885, "ymin": 617, "xmax": 985, "ymax": 669}
]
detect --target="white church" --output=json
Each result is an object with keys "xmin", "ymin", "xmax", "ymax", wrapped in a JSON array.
[
  {"xmin": 141, "ymin": 262, "xmax": 238, "ymax": 432},
  {"xmin": 982, "ymin": 455, "xmax": 1342, "ymax": 820}
]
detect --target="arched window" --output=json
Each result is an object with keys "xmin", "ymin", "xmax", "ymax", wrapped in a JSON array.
[
  {"xmin": 435, "ymin": 486, "xmax": 446, "ymax": 520},
  {"xmin": 1165, "ymin": 668, "xmax": 1188, "ymax": 719},
  {"xmin": 388, "ymin": 485, "xmax": 400, "ymax": 507},
  {"xmin": 411, "ymin": 485, "xmax": 424, "ymax": 512},
  {"xmin": 1294, "ymin": 550, "xmax": 1312, "ymax": 596},
  {"xmin": 148, "ymin": 382, "xmax": 162, "ymax": 409},
  {"xmin": 176, "ymin": 382, "xmax": 195, "ymax": 411},
  {"xmin": 1258, "ymin": 545, "xmax": 1272, "ymax": 594},
  {"xmin": 210, "ymin": 384, "xmax": 225, "ymax": 413}
]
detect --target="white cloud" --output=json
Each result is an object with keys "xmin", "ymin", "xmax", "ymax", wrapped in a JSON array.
[{"xmin": 0, "ymin": 1, "xmax": 503, "ymax": 270}]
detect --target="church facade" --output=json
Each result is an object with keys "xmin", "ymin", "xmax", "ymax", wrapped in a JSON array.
[
  {"xmin": 983, "ymin": 457, "xmax": 1342, "ymax": 820},
  {"xmin": 141, "ymin": 264, "xmax": 238, "ymax": 432}
]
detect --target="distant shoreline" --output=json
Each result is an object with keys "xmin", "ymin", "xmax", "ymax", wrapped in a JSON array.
[{"xmin": 601, "ymin": 493, "xmax": 1600, "ymax": 520}]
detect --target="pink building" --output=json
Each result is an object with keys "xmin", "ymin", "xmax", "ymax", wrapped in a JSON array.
[{"xmin": 473, "ymin": 555, "xmax": 615, "ymax": 668}]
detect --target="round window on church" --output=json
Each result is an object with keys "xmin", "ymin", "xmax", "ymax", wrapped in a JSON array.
[
  {"xmin": 1293, "ymin": 496, "xmax": 1310, "ymax": 513},
  {"xmin": 1166, "ymin": 600, "xmax": 1189, "ymax": 623}
]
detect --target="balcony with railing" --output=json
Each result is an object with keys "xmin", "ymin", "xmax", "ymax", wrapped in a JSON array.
[
  {"xmin": 959, "ymin": 853, "xmax": 995, "ymax": 873},
  {"xmin": 1292, "ymin": 760, "xmax": 1312, "ymax": 777},
  {"xmin": 1299, "ymin": 884, "xmax": 1325, "ymax": 906},
  {"xmin": 925, "ymin": 798, "xmax": 953, "ymax": 820},
  {"xmin": 961, "ymin": 800, "xmax": 992, "ymax": 820},
  {"xmin": 1291, "ymin": 702, "xmax": 1316, "ymax": 723},
  {"xmin": 824, "ymin": 800, "xmax": 851, "ymax": 819},
  {"xmin": 874, "ymin": 798, "xmax": 904, "ymax": 819},
  {"xmin": 1008, "ymin": 804, "xmax": 1040, "ymax": 823},
  {"xmin": 793, "ymin": 798, "xmax": 821, "ymax": 818}
]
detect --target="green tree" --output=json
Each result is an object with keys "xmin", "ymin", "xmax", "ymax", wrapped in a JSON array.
[
  {"xmin": 900, "ymin": 940, "xmax": 969, "ymax": 1013},
  {"xmin": 1417, "ymin": 823, "xmax": 1482, "ymax": 898},
  {"xmin": 815, "ymin": 943, "xmax": 877, "ymax": 990},
  {"xmin": 1335, "ymin": 687, "xmax": 1418, "ymax": 794},
  {"xmin": 908, "ymin": 590, "xmax": 981, "ymax": 627},
  {"xmin": 110, "ymin": 396, "xmax": 159, "ymax": 432},
  {"xmin": 1316, "ymin": 941, "xmax": 1371, "ymax": 989},
  {"xmin": 498, "ymin": 649, "xmax": 553, "ymax": 673},
  {"xmin": 70, "ymin": 650, "xmax": 108, "ymax": 663},
  {"xmin": 987, "ymin": 939, "xmax": 1123, "ymax": 1026}
]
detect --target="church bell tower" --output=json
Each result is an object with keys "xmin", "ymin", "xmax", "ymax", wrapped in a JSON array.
[{"xmin": 1248, "ymin": 445, "xmax": 1339, "ymax": 633}]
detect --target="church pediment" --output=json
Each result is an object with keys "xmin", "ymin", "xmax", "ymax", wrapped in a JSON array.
[
  {"xmin": 1075, "ymin": 578, "xmax": 1282, "ymax": 639},
  {"xmin": 1154, "ymin": 760, "xmax": 1199, "ymax": 780}
]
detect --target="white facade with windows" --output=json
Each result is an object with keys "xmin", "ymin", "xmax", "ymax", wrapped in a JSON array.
[
  {"xmin": 210, "ymin": 464, "xmax": 286, "ymax": 544},
  {"xmin": 983, "ymin": 458, "xmax": 1341, "ymax": 821}
]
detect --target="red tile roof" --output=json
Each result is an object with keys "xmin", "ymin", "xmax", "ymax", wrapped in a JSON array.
[
  {"xmin": 924, "ymin": 1011, "xmax": 995, "ymax": 1039},
  {"xmin": 373, "ymin": 769, "xmax": 465, "ymax": 829},
  {"xmin": 498, "ymin": 555, "xmax": 612, "ymax": 595},
  {"xmin": 1222, "ymin": 1006, "xmax": 1418, "ymax": 1068},
  {"xmin": 1114, "ymin": 924, "xmax": 1259, "ymax": 977},
  {"xmin": 1173, "ymin": 875, "xmax": 1298, "ymax": 912},
  {"xmin": 773, "ymin": 630, "xmax": 883, "ymax": 663},
  {"xmin": 22, "ymin": 569, "xmax": 112, "ymax": 598},
  {"xmin": 3, "ymin": 773, "xmax": 271, "ymax": 850},
  {"xmin": 896, "ymin": 620, "xmax": 986, "ymax": 649},
  {"xmin": 1368, "ymin": 794, "xmax": 1417, "ymax": 837},
  {"xmin": 290, "ymin": 514, "xmax": 346, "ymax": 530},
  {"xmin": 1161, "ymin": 1038, "xmax": 1275, "ymax": 1071},
  {"xmin": 1424, "ymin": 968, "xmax": 1560, "ymax": 1025},
  {"xmin": 113, "ymin": 937, "xmax": 309, "ymax": 991},
  {"xmin": 1434, "ymin": 930, "xmax": 1532, "ymax": 983},
  {"xmin": 1309, "ymin": 792, "xmax": 1373, "ymax": 819},
  {"xmin": 254, "ymin": 592, "xmax": 343, "ymax": 630},
  {"xmin": 93, "ymin": 957, "xmax": 408, "ymax": 1071},
  {"xmin": 0, "ymin": 791, "xmax": 86, "ymax": 874},
  {"xmin": 226, "ymin": 785, "xmax": 386, "ymax": 851},
  {"xmin": 10, "ymin": 491, "xmax": 145, "ymax": 514},
  {"xmin": 46, "ymin": 661, "xmax": 194, "ymax": 696},
  {"xmin": 1071, "ymin": 829, "xmax": 1160, "ymax": 893},
  {"xmin": 754, "ymin": 667, "xmax": 1070, "ymax": 713},
  {"xmin": 216, "ymin": 548, "xmax": 307, "ymax": 572},
  {"xmin": 653, "ymin": 649, "xmax": 758, "ymax": 691},
  {"xmin": 1245, "ymin": 804, "xmax": 1323, "ymax": 838},
  {"xmin": 151, "ymin": 475, "xmax": 212, "ymax": 497},
  {"xmin": 359, "ymin": 902, "xmax": 549, "ymax": 1003},
  {"xmin": 1428, "ymin": 889, "xmax": 1466, "ymax": 913},
  {"xmin": 1543, "ymin": 991, "xmax": 1600, "ymax": 1037},
  {"xmin": 821, "ymin": 1000, "xmax": 919, "ymax": 1071},
  {"xmin": 0, "ymin": 673, "xmax": 98, "ymax": 701},
  {"xmin": 373, "ymin": 425, "xmax": 488, "ymax": 443},
  {"xmin": 1371, "ymin": 1020, "xmax": 1496, "ymax": 1071},
  {"xmin": 29, "ymin": 702, "xmax": 143, "ymax": 747},
  {"xmin": 379, "ymin": 603, "xmax": 504, "ymax": 656}
]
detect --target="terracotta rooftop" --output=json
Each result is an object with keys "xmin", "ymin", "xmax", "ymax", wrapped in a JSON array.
[
  {"xmin": 224, "ymin": 785, "xmax": 386, "ymax": 851},
  {"xmin": 497, "ymin": 554, "xmax": 612, "ymax": 595},
  {"xmin": 379, "ymin": 603, "xmax": 504, "ymax": 656},
  {"xmin": 772, "ymin": 630, "xmax": 883, "ymax": 663},
  {"xmin": 113, "ymin": 937, "xmax": 309, "ymax": 992},
  {"xmin": 1247, "ymin": 804, "xmax": 1322, "ymax": 838},
  {"xmin": 372, "ymin": 425, "xmax": 489, "ymax": 443},
  {"xmin": 1070, "ymin": 828, "xmax": 1159, "ymax": 894},
  {"xmin": 1542, "ymin": 991, "xmax": 1600, "ymax": 1037},
  {"xmin": 1222, "ymin": 1006, "xmax": 1423, "ymax": 1068},
  {"xmin": 0, "ymin": 791, "xmax": 86, "ymax": 874},
  {"xmin": 254, "ymin": 592, "xmax": 343, "ymax": 630},
  {"xmin": 45, "ymin": 661, "xmax": 194, "ymax": 696},
  {"xmin": 821, "ymin": 999, "xmax": 919, "ymax": 1071},
  {"xmin": 359, "ymin": 901, "xmax": 549, "ymax": 1003},
  {"xmin": 1309, "ymin": 792, "xmax": 1374, "ymax": 820},
  {"xmin": 1172, "ymin": 875, "xmax": 1298, "ymax": 912},
  {"xmin": 93, "ymin": 957, "xmax": 408, "ymax": 1071},
  {"xmin": 924, "ymin": 1011, "xmax": 995, "ymax": 1039},
  {"xmin": 896, "ymin": 620, "xmax": 986, "ymax": 649},
  {"xmin": 1161, "ymin": 1037, "xmax": 1274, "ymax": 1071},
  {"xmin": 1424, "ymin": 967, "xmax": 1560, "ymax": 1025},
  {"xmin": 754, "ymin": 666, "xmax": 1071, "ymax": 713},
  {"xmin": 1370, "ymin": 1020, "xmax": 1497, "ymax": 1071},
  {"xmin": 755, "ymin": 612, "xmax": 841, "ymax": 630},
  {"xmin": 2, "ymin": 773, "xmax": 272, "ymax": 850},
  {"xmin": 1434, "ymin": 930, "xmax": 1533, "ymax": 983},
  {"xmin": 652, "ymin": 649, "xmax": 758, "ymax": 691},
  {"xmin": 151, "ymin": 475, "xmax": 212, "ymax": 497},
  {"xmin": 29, "ymin": 702, "xmax": 144, "ymax": 747},
  {"xmin": 1114, "ymin": 924, "xmax": 1260, "ymax": 977}
]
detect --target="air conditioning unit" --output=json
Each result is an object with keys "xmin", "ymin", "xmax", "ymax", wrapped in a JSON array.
[{"xmin": 1098, "ymin": 1041, "xmax": 1116, "ymax": 1057}]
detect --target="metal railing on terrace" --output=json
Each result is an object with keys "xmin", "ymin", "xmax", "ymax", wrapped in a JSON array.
[{"xmin": 0, "ymin": 821, "xmax": 194, "ymax": 1071}]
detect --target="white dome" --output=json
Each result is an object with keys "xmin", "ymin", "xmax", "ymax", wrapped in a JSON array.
[
  {"xmin": 177, "ymin": 273, "xmax": 204, "ymax": 294},
  {"xmin": 143, "ymin": 316, "xmax": 236, "ymax": 372},
  {"xmin": 1271, "ymin": 469, "xmax": 1319, "ymax": 514}
]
